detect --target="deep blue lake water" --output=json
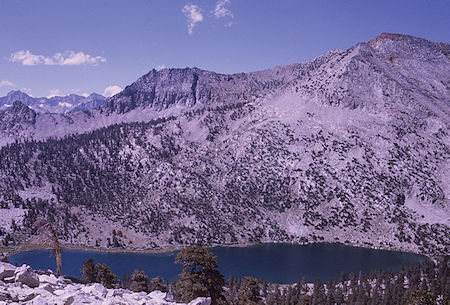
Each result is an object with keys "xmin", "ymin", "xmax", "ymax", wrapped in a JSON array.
[{"xmin": 9, "ymin": 243, "xmax": 427, "ymax": 284}]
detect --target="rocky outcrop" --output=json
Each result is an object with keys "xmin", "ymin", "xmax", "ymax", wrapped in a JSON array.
[
  {"xmin": 0, "ymin": 262, "xmax": 211, "ymax": 305},
  {"xmin": 100, "ymin": 65, "xmax": 300, "ymax": 114},
  {"xmin": 0, "ymin": 263, "xmax": 16, "ymax": 281},
  {"xmin": 13, "ymin": 265, "xmax": 40, "ymax": 288},
  {"xmin": 0, "ymin": 263, "xmax": 40, "ymax": 289}
]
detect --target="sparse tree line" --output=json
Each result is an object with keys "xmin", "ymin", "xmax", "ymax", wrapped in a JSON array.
[{"xmin": 76, "ymin": 246, "xmax": 449, "ymax": 305}]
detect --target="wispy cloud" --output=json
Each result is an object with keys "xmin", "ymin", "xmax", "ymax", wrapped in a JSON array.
[
  {"xmin": 10, "ymin": 50, "xmax": 106, "ymax": 66},
  {"xmin": 0, "ymin": 80, "xmax": 15, "ymax": 88},
  {"xmin": 103, "ymin": 85, "xmax": 122, "ymax": 97},
  {"xmin": 182, "ymin": 4, "xmax": 203, "ymax": 35},
  {"xmin": 47, "ymin": 89, "xmax": 62, "ymax": 98},
  {"xmin": 213, "ymin": 0, "xmax": 233, "ymax": 19}
]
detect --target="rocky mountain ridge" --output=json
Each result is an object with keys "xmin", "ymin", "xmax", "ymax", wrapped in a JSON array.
[
  {"xmin": 0, "ymin": 33, "xmax": 448, "ymax": 255},
  {"xmin": 0, "ymin": 49, "xmax": 341, "ymax": 146}
]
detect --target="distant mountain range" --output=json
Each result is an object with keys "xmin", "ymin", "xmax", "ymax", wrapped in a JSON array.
[
  {"xmin": 0, "ymin": 90, "xmax": 107, "ymax": 114},
  {"xmin": 0, "ymin": 33, "xmax": 448, "ymax": 255}
]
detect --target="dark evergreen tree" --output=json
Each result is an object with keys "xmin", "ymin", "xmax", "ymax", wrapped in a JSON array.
[
  {"xmin": 265, "ymin": 284, "xmax": 281, "ymax": 305},
  {"xmin": 311, "ymin": 279, "xmax": 326, "ymax": 305},
  {"xmin": 80, "ymin": 258, "xmax": 96, "ymax": 283},
  {"xmin": 129, "ymin": 269, "xmax": 149, "ymax": 292},
  {"xmin": 237, "ymin": 276, "xmax": 260, "ymax": 305},
  {"xmin": 95, "ymin": 263, "xmax": 118, "ymax": 289},
  {"xmin": 325, "ymin": 281, "xmax": 336, "ymax": 305},
  {"xmin": 149, "ymin": 276, "xmax": 167, "ymax": 292},
  {"xmin": 392, "ymin": 267, "xmax": 406, "ymax": 304},
  {"xmin": 369, "ymin": 280, "xmax": 382, "ymax": 305},
  {"xmin": 175, "ymin": 246, "xmax": 226, "ymax": 305},
  {"xmin": 406, "ymin": 289, "xmax": 437, "ymax": 305}
]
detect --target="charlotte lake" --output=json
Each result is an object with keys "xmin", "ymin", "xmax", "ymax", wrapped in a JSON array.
[{"xmin": 9, "ymin": 243, "xmax": 427, "ymax": 284}]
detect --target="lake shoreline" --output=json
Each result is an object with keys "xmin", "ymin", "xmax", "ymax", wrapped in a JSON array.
[
  {"xmin": 1, "ymin": 240, "xmax": 430, "ymax": 260},
  {"xmin": 1, "ymin": 240, "xmax": 261, "ymax": 258}
]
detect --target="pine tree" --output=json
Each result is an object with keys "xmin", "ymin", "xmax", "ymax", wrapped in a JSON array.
[
  {"xmin": 311, "ymin": 279, "xmax": 326, "ymax": 305},
  {"xmin": 369, "ymin": 280, "xmax": 382, "ymax": 305},
  {"xmin": 406, "ymin": 289, "xmax": 437, "ymax": 305},
  {"xmin": 129, "ymin": 269, "xmax": 149, "ymax": 292},
  {"xmin": 175, "ymin": 246, "xmax": 226, "ymax": 305},
  {"xmin": 393, "ymin": 268, "xmax": 406, "ymax": 304},
  {"xmin": 265, "ymin": 284, "xmax": 281, "ymax": 305},
  {"xmin": 237, "ymin": 276, "xmax": 260, "ymax": 305},
  {"xmin": 80, "ymin": 258, "xmax": 96, "ymax": 283},
  {"xmin": 33, "ymin": 219, "xmax": 62, "ymax": 276},
  {"xmin": 150, "ymin": 276, "xmax": 167, "ymax": 292},
  {"xmin": 95, "ymin": 263, "xmax": 118, "ymax": 289},
  {"xmin": 326, "ymin": 281, "xmax": 336, "ymax": 305}
]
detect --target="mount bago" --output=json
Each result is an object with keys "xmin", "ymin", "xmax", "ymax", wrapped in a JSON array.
[{"xmin": 0, "ymin": 33, "xmax": 448, "ymax": 255}]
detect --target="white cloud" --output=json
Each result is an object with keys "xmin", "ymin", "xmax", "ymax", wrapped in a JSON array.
[
  {"xmin": 213, "ymin": 0, "xmax": 233, "ymax": 19},
  {"xmin": 10, "ymin": 50, "xmax": 106, "ymax": 66},
  {"xmin": 0, "ymin": 80, "xmax": 15, "ymax": 88},
  {"xmin": 103, "ymin": 85, "xmax": 122, "ymax": 97},
  {"xmin": 47, "ymin": 89, "xmax": 62, "ymax": 98},
  {"xmin": 182, "ymin": 4, "xmax": 203, "ymax": 35}
]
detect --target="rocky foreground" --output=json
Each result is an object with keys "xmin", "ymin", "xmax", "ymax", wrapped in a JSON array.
[{"xmin": 0, "ymin": 262, "xmax": 210, "ymax": 305}]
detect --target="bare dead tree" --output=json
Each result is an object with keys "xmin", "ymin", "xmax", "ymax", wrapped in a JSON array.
[{"xmin": 33, "ymin": 219, "xmax": 62, "ymax": 276}]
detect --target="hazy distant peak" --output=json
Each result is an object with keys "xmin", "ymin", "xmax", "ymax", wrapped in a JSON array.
[
  {"xmin": 7, "ymin": 90, "xmax": 29, "ymax": 98},
  {"xmin": 0, "ymin": 91, "xmax": 107, "ymax": 114},
  {"xmin": 88, "ymin": 92, "xmax": 104, "ymax": 98}
]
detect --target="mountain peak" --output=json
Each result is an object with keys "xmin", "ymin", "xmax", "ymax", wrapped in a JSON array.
[
  {"xmin": 0, "ymin": 100, "xmax": 37, "ymax": 129},
  {"xmin": 7, "ymin": 90, "xmax": 29, "ymax": 97},
  {"xmin": 11, "ymin": 100, "xmax": 30, "ymax": 110},
  {"xmin": 8, "ymin": 101, "xmax": 37, "ymax": 119},
  {"xmin": 88, "ymin": 92, "xmax": 104, "ymax": 98},
  {"xmin": 369, "ymin": 32, "xmax": 419, "ymax": 44},
  {"xmin": 368, "ymin": 32, "xmax": 449, "ymax": 60}
]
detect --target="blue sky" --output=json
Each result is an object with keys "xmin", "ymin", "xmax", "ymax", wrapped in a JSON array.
[{"xmin": 0, "ymin": 0, "xmax": 448, "ymax": 97}]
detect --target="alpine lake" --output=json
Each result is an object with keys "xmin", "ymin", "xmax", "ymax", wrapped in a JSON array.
[{"xmin": 9, "ymin": 243, "xmax": 427, "ymax": 284}]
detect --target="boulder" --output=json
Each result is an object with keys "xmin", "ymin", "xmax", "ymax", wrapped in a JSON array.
[
  {"xmin": 41, "ymin": 283, "xmax": 56, "ymax": 293},
  {"xmin": 14, "ymin": 265, "xmax": 40, "ymax": 288},
  {"xmin": 38, "ymin": 274, "xmax": 59, "ymax": 285},
  {"xmin": 0, "ymin": 262, "xmax": 16, "ymax": 281},
  {"xmin": 106, "ymin": 288, "xmax": 126, "ymax": 298},
  {"xmin": 29, "ymin": 295, "xmax": 52, "ymax": 305},
  {"xmin": 148, "ymin": 290, "xmax": 167, "ymax": 301},
  {"xmin": 188, "ymin": 297, "xmax": 212, "ymax": 305},
  {"xmin": 63, "ymin": 295, "xmax": 75, "ymax": 305},
  {"xmin": 80, "ymin": 283, "xmax": 107, "ymax": 297}
]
